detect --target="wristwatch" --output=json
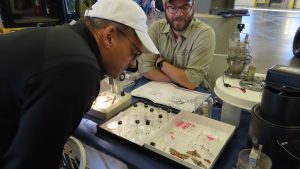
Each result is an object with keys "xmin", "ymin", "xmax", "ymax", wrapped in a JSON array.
[{"xmin": 156, "ymin": 59, "xmax": 166, "ymax": 70}]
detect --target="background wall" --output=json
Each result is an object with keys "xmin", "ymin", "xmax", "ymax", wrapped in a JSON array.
[
  {"xmin": 296, "ymin": 0, "xmax": 300, "ymax": 8},
  {"xmin": 235, "ymin": 0, "xmax": 300, "ymax": 8},
  {"xmin": 194, "ymin": 0, "xmax": 236, "ymax": 13},
  {"xmin": 235, "ymin": 0, "xmax": 253, "ymax": 7},
  {"xmin": 194, "ymin": 0, "xmax": 211, "ymax": 13},
  {"xmin": 211, "ymin": 0, "xmax": 235, "ymax": 9},
  {"xmin": 195, "ymin": 14, "xmax": 242, "ymax": 54}
]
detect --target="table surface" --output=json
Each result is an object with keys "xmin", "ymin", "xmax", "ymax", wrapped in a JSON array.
[
  {"xmin": 74, "ymin": 78, "xmax": 252, "ymax": 169},
  {"xmin": 214, "ymin": 74, "xmax": 265, "ymax": 110}
]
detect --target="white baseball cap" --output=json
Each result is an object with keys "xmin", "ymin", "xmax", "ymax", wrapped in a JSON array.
[{"xmin": 85, "ymin": 0, "xmax": 159, "ymax": 54}]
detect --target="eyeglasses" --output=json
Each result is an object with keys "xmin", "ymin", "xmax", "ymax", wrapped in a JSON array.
[
  {"xmin": 116, "ymin": 28, "xmax": 142, "ymax": 61},
  {"xmin": 166, "ymin": 4, "xmax": 193, "ymax": 14}
]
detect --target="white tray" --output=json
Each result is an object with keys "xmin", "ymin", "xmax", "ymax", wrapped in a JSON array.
[
  {"xmin": 99, "ymin": 101, "xmax": 175, "ymax": 146},
  {"xmin": 144, "ymin": 112, "xmax": 236, "ymax": 169}
]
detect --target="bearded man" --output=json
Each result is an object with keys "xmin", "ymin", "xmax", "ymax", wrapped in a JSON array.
[{"xmin": 139, "ymin": 0, "xmax": 215, "ymax": 90}]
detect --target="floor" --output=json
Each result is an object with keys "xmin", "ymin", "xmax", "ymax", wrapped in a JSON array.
[
  {"xmin": 241, "ymin": 8, "xmax": 300, "ymax": 73},
  {"xmin": 147, "ymin": 9, "xmax": 300, "ymax": 73}
]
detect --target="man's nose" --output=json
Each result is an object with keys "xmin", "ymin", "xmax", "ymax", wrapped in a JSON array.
[{"xmin": 175, "ymin": 9, "xmax": 184, "ymax": 16}]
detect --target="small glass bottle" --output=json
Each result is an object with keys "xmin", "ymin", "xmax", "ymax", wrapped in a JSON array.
[
  {"xmin": 246, "ymin": 65, "xmax": 256, "ymax": 81},
  {"xmin": 145, "ymin": 119, "xmax": 151, "ymax": 135},
  {"xmin": 194, "ymin": 96, "xmax": 213, "ymax": 118},
  {"xmin": 135, "ymin": 120, "xmax": 140, "ymax": 139},
  {"xmin": 133, "ymin": 103, "xmax": 139, "ymax": 120},
  {"xmin": 144, "ymin": 103, "xmax": 148, "ymax": 120},
  {"xmin": 167, "ymin": 108, "xmax": 172, "ymax": 120},
  {"xmin": 149, "ymin": 108, "xmax": 154, "ymax": 121},
  {"xmin": 118, "ymin": 120, "xmax": 123, "ymax": 137},
  {"xmin": 158, "ymin": 114, "xmax": 163, "ymax": 128},
  {"xmin": 201, "ymin": 102, "xmax": 210, "ymax": 118},
  {"xmin": 156, "ymin": 105, "xmax": 161, "ymax": 115},
  {"xmin": 204, "ymin": 97, "xmax": 213, "ymax": 118}
]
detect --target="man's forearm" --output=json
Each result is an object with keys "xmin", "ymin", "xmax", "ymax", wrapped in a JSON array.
[
  {"xmin": 143, "ymin": 69, "xmax": 172, "ymax": 82},
  {"xmin": 161, "ymin": 62, "xmax": 196, "ymax": 90},
  {"xmin": 143, "ymin": 62, "xmax": 197, "ymax": 90}
]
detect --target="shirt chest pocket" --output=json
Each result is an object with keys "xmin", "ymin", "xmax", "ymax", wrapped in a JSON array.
[{"xmin": 174, "ymin": 50, "xmax": 189, "ymax": 67}]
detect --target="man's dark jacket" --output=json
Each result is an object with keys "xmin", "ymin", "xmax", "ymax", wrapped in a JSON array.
[{"xmin": 0, "ymin": 21, "xmax": 104, "ymax": 169}]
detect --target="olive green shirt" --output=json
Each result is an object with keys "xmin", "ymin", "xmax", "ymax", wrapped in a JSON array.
[{"xmin": 138, "ymin": 18, "xmax": 215, "ymax": 89}]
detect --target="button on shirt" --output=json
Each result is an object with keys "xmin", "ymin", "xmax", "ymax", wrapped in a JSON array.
[{"xmin": 139, "ymin": 18, "xmax": 215, "ymax": 89}]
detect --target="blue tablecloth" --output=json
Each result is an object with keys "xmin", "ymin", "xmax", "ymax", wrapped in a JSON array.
[{"xmin": 74, "ymin": 78, "xmax": 251, "ymax": 169}]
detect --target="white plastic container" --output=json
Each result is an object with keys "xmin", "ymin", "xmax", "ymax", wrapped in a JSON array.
[{"xmin": 64, "ymin": 136, "xmax": 87, "ymax": 169}]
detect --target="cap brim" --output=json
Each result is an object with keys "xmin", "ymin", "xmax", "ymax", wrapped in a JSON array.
[{"xmin": 135, "ymin": 30, "xmax": 159, "ymax": 55}]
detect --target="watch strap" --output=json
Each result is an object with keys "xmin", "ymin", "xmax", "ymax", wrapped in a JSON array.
[{"xmin": 156, "ymin": 59, "xmax": 166, "ymax": 69}]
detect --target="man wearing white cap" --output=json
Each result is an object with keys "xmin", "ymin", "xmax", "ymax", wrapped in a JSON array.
[
  {"xmin": 0, "ymin": 0, "xmax": 158, "ymax": 168},
  {"xmin": 139, "ymin": 0, "xmax": 215, "ymax": 90}
]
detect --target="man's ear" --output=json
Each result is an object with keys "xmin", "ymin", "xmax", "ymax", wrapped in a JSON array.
[{"xmin": 102, "ymin": 26, "xmax": 117, "ymax": 48}]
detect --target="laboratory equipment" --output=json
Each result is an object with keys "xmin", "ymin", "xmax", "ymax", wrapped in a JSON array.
[
  {"xmin": 236, "ymin": 148, "xmax": 272, "ymax": 169},
  {"xmin": 98, "ymin": 101, "xmax": 236, "ymax": 169},
  {"xmin": 226, "ymin": 24, "xmax": 252, "ymax": 78},
  {"xmin": 248, "ymin": 65, "xmax": 300, "ymax": 169},
  {"xmin": 293, "ymin": 26, "xmax": 300, "ymax": 58},
  {"xmin": 61, "ymin": 136, "xmax": 87, "ymax": 169},
  {"xmin": 88, "ymin": 77, "xmax": 131, "ymax": 120},
  {"xmin": 145, "ymin": 111, "xmax": 235, "ymax": 169},
  {"xmin": 193, "ymin": 96, "xmax": 214, "ymax": 118},
  {"xmin": 99, "ymin": 101, "xmax": 175, "ymax": 146}
]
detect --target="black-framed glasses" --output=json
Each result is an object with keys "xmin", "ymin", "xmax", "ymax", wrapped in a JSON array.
[
  {"xmin": 116, "ymin": 28, "xmax": 142, "ymax": 61},
  {"xmin": 166, "ymin": 4, "xmax": 193, "ymax": 14}
]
